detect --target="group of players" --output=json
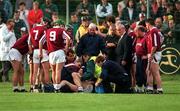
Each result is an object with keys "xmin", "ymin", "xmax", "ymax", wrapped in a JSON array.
[
  {"xmin": 9, "ymin": 16, "xmax": 164, "ymax": 94},
  {"xmin": 10, "ymin": 18, "xmax": 71, "ymax": 92}
]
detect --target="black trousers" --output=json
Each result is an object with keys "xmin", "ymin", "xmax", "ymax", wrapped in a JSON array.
[
  {"xmin": 0, "ymin": 61, "xmax": 12, "ymax": 81},
  {"xmin": 136, "ymin": 56, "xmax": 147, "ymax": 87},
  {"xmin": 120, "ymin": 60, "xmax": 132, "ymax": 85}
]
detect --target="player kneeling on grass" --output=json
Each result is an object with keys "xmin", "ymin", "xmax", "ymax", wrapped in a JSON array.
[
  {"xmin": 9, "ymin": 34, "xmax": 29, "ymax": 92},
  {"xmin": 40, "ymin": 19, "xmax": 71, "ymax": 92},
  {"xmin": 95, "ymin": 56, "xmax": 132, "ymax": 93}
]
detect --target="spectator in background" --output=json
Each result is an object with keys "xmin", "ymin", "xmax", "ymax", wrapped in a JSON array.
[
  {"xmin": 76, "ymin": 0, "xmax": 94, "ymax": 19},
  {"xmin": 165, "ymin": 19, "xmax": 176, "ymax": 44},
  {"xmin": 136, "ymin": 0, "xmax": 146, "ymax": 11},
  {"xmin": 117, "ymin": 1, "xmax": 126, "ymax": 19},
  {"xmin": 0, "ymin": 19, "xmax": 16, "ymax": 82},
  {"xmin": 40, "ymin": 0, "xmax": 58, "ymax": 21},
  {"xmin": 28, "ymin": 1, "xmax": 43, "ymax": 29},
  {"xmin": 18, "ymin": 2, "xmax": 29, "ymax": 32},
  {"xmin": 76, "ymin": 23, "xmax": 106, "ymax": 57},
  {"xmin": 75, "ymin": 16, "xmax": 90, "ymax": 43},
  {"xmin": 115, "ymin": 23, "xmax": 133, "ymax": 81},
  {"xmin": 69, "ymin": 12, "xmax": 80, "ymax": 45},
  {"xmin": 96, "ymin": 0, "xmax": 113, "ymax": 20},
  {"xmin": 174, "ymin": 1, "xmax": 180, "ymax": 25},
  {"xmin": 121, "ymin": 0, "xmax": 139, "ymax": 24},
  {"xmin": 151, "ymin": 0, "xmax": 160, "ymax": 19},
  {"xmin": 155, "ymin": 17, "xmax": 169, "ymax": 34},
  {"xmin": 51, "ymin": 12, "xmax": 59, "ymax": 23},
  {"xmin": 0, "ymin": 0, "xmax": 6, "ymax": 23},
  {"xmin": 2, "ymin": 0, "xmax": 13, "ymax": 22},
  {"xmin": 174, "ymin": 1, "xmax": 180, "ymax": 43},
  {"xmin": 156, "ymin": 0, "xmax": 167, "ymax": 18},
  {"xmin": 13, "ymin": 11, "xmax": 27, "ymax": 39},
  {"xmin": 15, "ymin": 0, "xmax": 33, "ymax": 10}
]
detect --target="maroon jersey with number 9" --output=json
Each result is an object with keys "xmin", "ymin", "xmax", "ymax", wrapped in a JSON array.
[{"xmin": 46, "ymin": 27, "xmax": 67, "ymax": 53}]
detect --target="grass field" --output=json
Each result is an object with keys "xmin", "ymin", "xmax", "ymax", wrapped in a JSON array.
[{"xmin": 0, "ymin": 74, "xmax": 180, "ymax": 111}]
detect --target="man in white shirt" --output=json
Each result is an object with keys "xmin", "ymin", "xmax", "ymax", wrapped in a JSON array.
[
  {"xmin": 96, "ymin": 0, "xmax": 113, "ymax": 19},
  {"xmin": 0, "ymin": 19, "xmax": 16, "ymax": 82}
]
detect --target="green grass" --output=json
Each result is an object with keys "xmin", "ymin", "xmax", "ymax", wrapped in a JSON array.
[{"xmin": 0, "ymin": 74, "xmax": 180, "ymax": 111}]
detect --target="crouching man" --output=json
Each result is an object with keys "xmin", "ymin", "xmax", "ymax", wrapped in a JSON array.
[{"xmin": 95, "ymin": 56, "xmax": 132, "ymax": 93}]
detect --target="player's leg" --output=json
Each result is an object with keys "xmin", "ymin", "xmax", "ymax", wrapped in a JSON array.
[
  {"xmin": 29, "ymin": 61, "xmax": 34, "ymax": 92},
  {"xmin": 151, "ymin": 62, "xmax": 163, "ymax": 93},
  {"xmin": 18, "ymin": 63, "xmax": 27, "ymax": 92},
  {"xmin": 11, "ymin": 60, "xmax": 21, "ymax": 92},
  {"xmin": 72, "ymin": 72, "xmax": 83, "ymax": 92},
  {"xmin": 55, "ymin": 62, "xmax": 64, "ymax": 90},
  {"xmin": 42, "ymin": 61, "xmax": 50, "ymax": 84},
  {"xmin": 50, "ymin": 64, "xmax": 56, "ymax": 90},
  {"xmin": 146, "ymin": 63, "xmax": 154, "ymax": 93},
  {"xmin": 60, "ymin": 80, "xmax": 78, "ymax": 92},
  {"xmin": 41, "ymin": 49, "xmax": 50, "ymax": 84}
]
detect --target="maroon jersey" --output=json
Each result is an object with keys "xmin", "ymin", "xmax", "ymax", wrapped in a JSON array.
[
  {"xmin": 135, "ymin": 36, "xmax": 147, "ymax": 56},
  {"xmin": 30, "ymin": 25, "xmax": 46, "ymax": 49},
  {"xmin": 46, "ymin": 27, "xmax": 69, "ymax": 53},
  {"xmin": 12, "ymin": 34, "xmax": 29, "ymax": 55},
  {"xmin": 146, "ymin": 27, "xmax": 161, "ymax": 54},
  {"xmin": 128, "ymin": 31, "xmax": 137, "ymax": 54}
]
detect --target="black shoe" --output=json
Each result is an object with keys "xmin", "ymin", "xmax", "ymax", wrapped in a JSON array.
[
  {"xmin": 20, "ymin": 89, "xmax": 28, "ymax": 92},
  {"xmin": 13, "ymin": 89, "xmax": 20, "ymax": 92},
  {"xmin": 29, "ymin": 87, "xmax": 33, "ymax": 92},
  {"xmin": 54, "ymin": 89, "xmax": 61, "ymax": 93},
  {"xmin": 146, "ymin": 89, "xmax": 154, "ymax": 94},
  {"xmin": 157, "ymin": 90, "xmax": 163, "ymax": 94}
]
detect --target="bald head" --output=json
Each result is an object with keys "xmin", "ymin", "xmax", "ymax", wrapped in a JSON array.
[{"xmin": 88, "ymin": 23, "xmax": 97, "ymax": 35}]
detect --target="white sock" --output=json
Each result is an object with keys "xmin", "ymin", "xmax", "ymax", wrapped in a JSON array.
[
  {"xmin": 78, "ymin": 86, "xmax": 83, "ymax": 91},
  {"xmin": 56, "ymin": 84, "xmax": 63, "ymax": 89},
  {"xmin": 13, "ymin": 86, "xmax": 18, "ymax": 90},
  {"xmin": 53, "ymin": 84, "xmax": 58, "ymax": 90},
  {"xmin": 19, "ymin": 86, "xmax": 25, "ymax": 90},
  {"xmin": 157, "ymin": 88, "xmax": 163, "ymax": 91},
  {"xmin": 147, "ymin": 86, "xmax": 153, "ymax": 90}
]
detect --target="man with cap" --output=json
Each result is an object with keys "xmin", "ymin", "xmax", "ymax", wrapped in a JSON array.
[{"xmin": 75, "ymin": 16, "xmax": 90, "ymax": 43}]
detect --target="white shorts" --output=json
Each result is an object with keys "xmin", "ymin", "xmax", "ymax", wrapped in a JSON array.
[
  {"xmin": 49, "ymin": 49, "xmax": 66, "ymax": 65},
  {"xmin": 9, "ymin": 48, "xmax": 22, "ymax": 62},
  {"xmin": 33, "ymin": 49, "xmax": 49, "ymax": 64},
  {"xmin": 148, "ymin": 51, "xmax": 161, "ymax": 64}
]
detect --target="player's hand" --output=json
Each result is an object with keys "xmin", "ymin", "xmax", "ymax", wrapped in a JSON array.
[
  {"xmin": 106, "ymin": 43, "xmax": 116, "ymax": 47},
  {"xmin": 95, "ymin": 82, "xmax": 100, "ymax": 87},
  {"xmin": 39, "ymin": 53, "xmax": 43, "ymax": 59},
  {"xmin": 121, "ymin": 60, "xmax": 127, "ymax": 66},
  {"xmin": 78, "ymin": 69, "xmax": 83, "ymax": 75}
]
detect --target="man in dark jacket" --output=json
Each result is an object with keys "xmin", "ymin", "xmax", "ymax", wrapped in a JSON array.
[
  {"xmin": 115, "ymin": 23, "xmax": 133, "ymax": 82},
  {"xmin": 95, "ymin": 56, "xmax": 131, "ymax": 93},
  {"xmin": 76, "ymin": 23, "xmax": 106, "ymax": 57}
]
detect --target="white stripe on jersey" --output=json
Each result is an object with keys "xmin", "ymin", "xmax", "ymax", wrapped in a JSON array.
[
  {"xmin": 28, "ymin": 35, "xmax": 31, "ymax": 45},
  {"xmin": 153, "ymin": 33, "xmax": 157, "ymax": 46},
  {"xmin": 39, "ymin": 33, "xmax": 46, "ymax": 45},
  {"xmin": 62, "ymin": 31, "xmax": 71, "ymax": 40}
]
